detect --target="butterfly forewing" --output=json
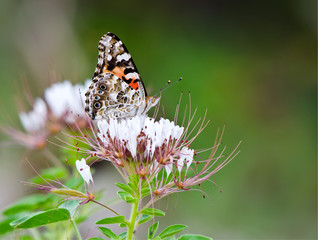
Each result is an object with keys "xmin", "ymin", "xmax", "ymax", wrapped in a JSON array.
[{"xmin": 93, "ymin": 33, "xmax": 147, "ymax": 96}]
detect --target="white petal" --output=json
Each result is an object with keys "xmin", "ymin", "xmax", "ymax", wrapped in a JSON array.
[
  {"xmin": 165, "ymin": 157, "xmax": 173, "ymax": 176},
  {"xmin": 171, "ymin": 125, "xmax": 184, "ymax": 140},
  {"xmin": 76, "ymin": 158, "xmax": 93, "ymax": 185},
  {"xmin": 177, "ymin": 157, "xmax": 184, "ymax": 172},
  {"xmin": 97, "ymin": 119, "xmax": 110, "ymax": 144},
  {"xmin": 180, "ymin": 147, "xmax": 194, "ymax": 170},
  {"xmin": 144, "ymin": 118, "xmax": 155, "ymax": 157}
]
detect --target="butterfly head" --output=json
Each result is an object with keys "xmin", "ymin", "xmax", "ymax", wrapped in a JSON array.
[{"xmin": 142, "ymin": 96, "xmax": 160, "ymax": 115}]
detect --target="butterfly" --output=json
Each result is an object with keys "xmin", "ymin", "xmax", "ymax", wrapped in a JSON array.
[{"xmin": 85, "ymin": 32, "xmax": 160, "ymax": 120}]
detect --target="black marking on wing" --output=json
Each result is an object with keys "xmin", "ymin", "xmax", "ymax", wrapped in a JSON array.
[
  {"xmin": 106, "ymin": 56, "xmax": 116, "ymax": 71},
  {"xmin": 123, "ymin": 77, "xmax": 132, "ymax": 84},
  {"xmin": 124, "ymin": 68, "xmax": 135, "ymax": 75}
]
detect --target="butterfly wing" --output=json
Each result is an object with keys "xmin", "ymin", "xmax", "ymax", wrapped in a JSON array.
[
  {"xmin": 85, "ymin": 33, "xmax": 159, "ymax": 120},
  {"xmin": 93, "ymin": 32, "xmax": 147, "ymax": 98}
]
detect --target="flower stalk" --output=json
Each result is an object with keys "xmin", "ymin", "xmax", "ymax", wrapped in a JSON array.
[
  {"xmin": 127, "ymin": 200, "xmax": 140, "ymax": 240},
  {"xmin": 71, "ymin": 218, "xmax": 82, "ymax": 240}
]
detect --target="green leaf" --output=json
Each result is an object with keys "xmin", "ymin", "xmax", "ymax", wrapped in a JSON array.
[
  {"xmin": 148, "ymin": 222, "xmax": 159, "ymax": 239},
  {"xmin": 127, "ymin": 182, "xmax": 136, "ymax": 190},
  {"xmin": 98, "ymin": 227, "xmax": 118, "ymax": 239},
  {"xmin": 137, "ymin": 214, "xmax": 153, "ymax": 225},
  {"xmin": 140, "ymin": 208, "xmax": 165, "ymax": 217},
  {"xmin": 158, "ymin": 225, "xmax": 188, "ymax": 239},
  {"xmin": 128, "ymin": 175, "xmax": 139, "ymax": 189},
  {"xmin": 117, "ymin": 191, "xmax": 132, "ymax": 198},
  {"xmin": 115, "ymin": 183, "xmax": 134, "ymax": 195},
  {"xmin": 178, "ymin": 234, "xmax": 213, "ymax": 240},
  {"xmin": 119, "ymin": 222, "xmax": 127, "ymax": 227},
  {"xmin": 0, "ymin": 217, "xmax": 15, "ymax": 235},
  {"xmin": 117, "ymin": 191, "xmax": 135, "ymax": 203},
  {"xmin": 30, "ymin": 167, "xmax": 68, "ymax": 184},
  {"xmin": 10, "ymin": 208, "xmax": 70, "ymax": 228},
  {"xmin": 118, "ymin": 232, "xmax": 127, "ymax": 239},
  {"xmin": 141, "ymin": 187, "xmax": 151, "ymax": 198},
  {"xmin": 88, "ymin": 238, "xmax": 105, "ymax": 240},
  {"xmin": 3, "ymin": 194, "xmax": 49, "ymax": 216},
  {"xmin": 96, "ymin": 216, "xmax": 126, "ymax": 224}
]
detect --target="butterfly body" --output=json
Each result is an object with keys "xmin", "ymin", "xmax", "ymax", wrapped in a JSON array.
[{"xmin": 85, "ymin": 33, "xmax": 159, "ymax": 120}]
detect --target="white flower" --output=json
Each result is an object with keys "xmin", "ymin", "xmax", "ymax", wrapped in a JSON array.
[
  {"xmin": 44, "ymin": 80, "xmax": 91, "ymax": 123},
  {"xmin": 76, "ymin": 158, "xmax": 93, "ymax": 185},
  {"xmin": 19, "ymin": 98, "xmax": 47, "ymax": 133},
  {"xmin": 165, "ymin": 157, "xmax": 174, "ymax": 176},
  {"xmin": 18, "ymin": 80, "xmax": 91, "ymax": 133},
  {"xmin": 177, "ymin": 147, "xmax": 194, "ymax": 172}
]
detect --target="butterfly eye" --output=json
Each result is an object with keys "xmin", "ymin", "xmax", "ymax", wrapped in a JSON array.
[
  {"xmin": 100, "ymin": 84, "xmax": 107, "ymax": 90},
  {"xmin": 94, "ymin": 102, "xmax": 101, "ymax": 109}
]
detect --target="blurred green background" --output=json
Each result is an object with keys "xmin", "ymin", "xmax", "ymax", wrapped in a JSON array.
[{"xmin": 0, "ymin": 0, "xmax": 316, "ymax": 239}]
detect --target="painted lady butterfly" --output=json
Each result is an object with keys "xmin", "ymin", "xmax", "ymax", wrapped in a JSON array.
[{"xmin": 85, "ymin": 32, "xmax": 160, "ymax": 120}]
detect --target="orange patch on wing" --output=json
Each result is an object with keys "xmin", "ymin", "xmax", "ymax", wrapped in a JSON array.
[
  {"xmin": 103, "ymin": 66, "xmax": 139, "ymax": 90},
  {"xmin": 102, "ymin": 66, "xmax": 125, "ymax": 78},
  {"xmin": 129, "ymin": 80, "xmax": 139, "ymax": 90},
  {"xmin": 112, "ymin": 67, "xmax": 125, "ymax": 79}
]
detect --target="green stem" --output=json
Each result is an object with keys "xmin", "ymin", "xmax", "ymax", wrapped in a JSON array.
[
  {"xmin": 71, "ymin": 218, "xmax": 82, "ymax": 240},
  {"xmin": 126, "ymin": 200, "xmax": 140, "ymax": 240},
  {"xmin": 91, "ymin": 199, "xmax": 120, "ymax": 215}
]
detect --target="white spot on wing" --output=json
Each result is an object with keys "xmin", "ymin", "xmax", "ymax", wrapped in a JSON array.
[
  {"xmin": 126, "ymin": 72, "xmax": 139, "ymax": 79},
  {"xmin": 105, "ymin": 36, "xmax": 112, "ymax": 42},
  {"xmin": 107, "ymin": 55, "xmax": 112, "ymax": 61},
  {"xmin": 114, "ymin": 41, "xmax": 123, "ymax": 48},
  {"xmin": 117, "ymin": 53, "xmax": 131, "ymax": 62}
]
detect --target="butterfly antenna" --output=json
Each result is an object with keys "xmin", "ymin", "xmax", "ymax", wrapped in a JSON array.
[{"xmin": 155, "ymin": 77, "xmax": 182, "ymax": 97}]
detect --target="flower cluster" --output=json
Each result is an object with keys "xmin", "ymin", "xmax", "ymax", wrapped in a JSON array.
[
  {"xmin": 2, "ymin": 80, "xmax": 91, "ymax": 149},
  {"xmin": 74, "ymin": 111, "xmax": 240, "ymax": 205},
  {"xmin": 96, "ymin": 117, "xmax": 192, "ymax": 175}
]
